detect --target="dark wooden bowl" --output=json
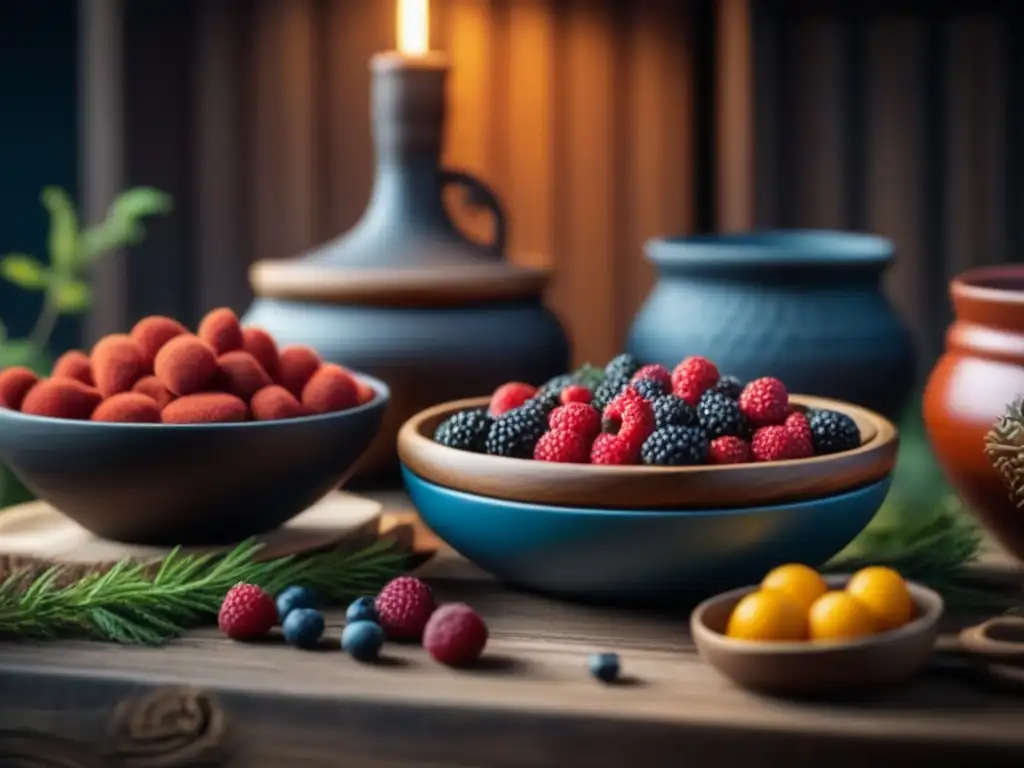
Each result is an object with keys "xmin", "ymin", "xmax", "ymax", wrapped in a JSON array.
[
  {"xmin": 691, "ymin": 575, "xmax": 943, "ymax": 696},
  {"xmin": 398, "ymin": 395, "xmax": 898, "ymax": 510}
]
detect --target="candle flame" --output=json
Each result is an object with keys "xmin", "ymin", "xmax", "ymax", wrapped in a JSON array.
[{"xmin": 397, "ymin": 0, "xmax": 429, "ymax": 56}]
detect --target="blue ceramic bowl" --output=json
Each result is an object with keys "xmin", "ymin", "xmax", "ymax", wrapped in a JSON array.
[
  {"xmin": 0, "ymin": 375, "xmax": 390, "ymax": 546},
  {"xmin": 402, "ymin": 467, "xmax": 892, "ymax": 605}
]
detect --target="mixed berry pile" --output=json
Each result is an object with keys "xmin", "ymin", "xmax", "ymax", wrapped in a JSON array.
[{"xmin": 433, "ymin": 354, "xmax": 862, "ymax": 466}]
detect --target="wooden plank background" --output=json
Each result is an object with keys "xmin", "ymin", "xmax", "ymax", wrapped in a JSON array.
[{"xmin": 80, "ymin": 0, "xmax": 1019, "ymax": 376}]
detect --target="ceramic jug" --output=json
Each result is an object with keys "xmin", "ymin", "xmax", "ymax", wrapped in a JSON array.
[
  {"xmin": 626, "ymin": 231, "xmax": 916, "ymax": 419},
  {"xmin": 923, "ymin": 265, "xmax": 1024, "ymax": 561}
]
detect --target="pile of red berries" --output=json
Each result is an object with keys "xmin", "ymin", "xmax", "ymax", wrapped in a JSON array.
[{"xmin": 432, "ymin": 354, "xmax": 862, "ymax": 467}]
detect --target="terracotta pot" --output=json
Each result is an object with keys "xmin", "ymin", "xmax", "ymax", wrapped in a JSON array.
[{"xmin": 923, "ymin": 265, "xmax": 1024, "ymax": 561}]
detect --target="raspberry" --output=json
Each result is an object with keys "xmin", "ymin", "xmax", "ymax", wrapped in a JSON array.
[
  {"xmin": 784, "ymin": 411, "xmax": 815, "ymax": 458},
  {"xmin": 603, "ymin": 392, "xmax": 655, "ymax": 445},
  {"xmin": 549, "ymin": 402, "xmax": 601, "ymax": 441},
  {"xmin": 534, "ymin": 429, "xmax": 590, "ymax": 463},
  {"xmin": 559, "ymin": 384, "xmax": 592, "ymax": 405},
  {"xmin": 218, "ymin": 583, "xmax": 277, "ymax": 641},
  {"xmin": 375, "ymin": 576, "xmax": 437, "ymax": 640},
  {"xmin": 434, "ymin": 409, "xmax": 493, "ymax": 453},
  {"xmin": 671, "ymin": 356, "xmax": 720, "ymax": 406},
  {"xmin": 709, "ymin": 436, "xmax": 752, "ymax": 465},
  {"xmin": 590, "ymin": 432, "xmax": 639, "ymax": 465},
  {"xmin": 738, "ymin": 377, "xmax": 790, "ymax": 427},
  {"xmin": 712, "ymin": 375, "xmax": 745, "ymax": 400},
  {"xmin": 751, "ymin": 425, "xmax": 805, "ymax": 462},
  {"xmin": 423, "ymin": 603, "xmax": 489, "ymax": 668},
  {"xmin": 488, "ymin": 382, "xmax": 537, "ymax": 417},
  {"xmin": 697, "ymin": 390, "xmax": 749, "ymax": 439},
  {"xmin": 651, "ymin": 394, "xmax": 697, "ymax": 429},
  {"xmin": 807, "ymin": 408, "xmax": 861, "ymax": 455},
  {"xmin": 630, "ymin": 378, "xmax": 667, "ymax": 400},
  {"xmin": 640, "ymin": 425, "xmax": 709, "ymax": 466},
  {"xmin": 631, "ymin": 364, "xmax": 671, "ymax": 390}
]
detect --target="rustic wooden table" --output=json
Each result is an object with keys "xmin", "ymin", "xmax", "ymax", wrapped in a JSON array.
[{"xmin": 1, "ymin": 492, "xmax": 1024, "ymax": 768}]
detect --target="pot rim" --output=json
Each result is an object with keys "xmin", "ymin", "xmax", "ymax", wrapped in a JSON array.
[
  {"xmin": 951, "ymin": 265, "xmax": 1024, "ymax": 307},
  {"xmin": 645, "ymin": 229, "xmax": 892, "ymax": 268}
]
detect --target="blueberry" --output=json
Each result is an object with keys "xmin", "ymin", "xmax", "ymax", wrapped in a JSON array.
[
  {"xmin": 276, "ymin": 585, "xmax": 318, "ymax": 622},
  {"xmin": 342, "ymin": 620, "xmax": 384, "ymax": 663},
  {"xmin": 282, "ymin": 608, "xmax": 325, "ymax": 649},
  {"xmin": 588, "ymin": 652, "xmax": 621, "ymax": 683},
  {"xmin": 345, "ymin": 596, "xmax": 378, "ymax": 624}
]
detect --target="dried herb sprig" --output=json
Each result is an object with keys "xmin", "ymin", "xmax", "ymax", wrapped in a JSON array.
[{"xmin": 0, "ymin": 538, "xmax": 408, "ymax": 645}]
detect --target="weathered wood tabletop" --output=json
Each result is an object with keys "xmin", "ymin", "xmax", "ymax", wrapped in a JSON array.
[{"xmin": 2, "ymin": 492, "xmax": 1024, "ymax": 768}]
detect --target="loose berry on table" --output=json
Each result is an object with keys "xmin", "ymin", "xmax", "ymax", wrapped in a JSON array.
[
  {"xmin": 807, "ymin": 408, "xmax": 862, "ymax": 455},
  {"xmin": 342, "ymin": 620, "xmax": 385, "ymax": 662},
  {"xmin": 696, "ymin": 390, "xmax": 749, "ymax": 439},
  {"xmin": 488, "ymin": 382, "xmax": 538, "ymax": 418},
  {"xmin": 423, "ymin": 603, "xmax": 489, "ymax": 668},
  {"xmin": 548, "ymin": 402, "xmax": 602, "ymax": 441},
  {"xmin": 588, "ymin": 652, "xmax": 621, "ymax": 683},
  {"xmin": 345, "ymin": 596, "xmax": 378, "ymax": 624},
  {"xmin": 640, "ymin": 425, "xmax": 709, "ymax": 466},
  {"xmin": 708, "ymin": 435, "xmax": 752, "ymax": 465},
  {"xmin": 712, "ymin": 375, "xmax": 745, "ymax": 400},
  {"xmin": 559, "ymin": 384, "xmax": 592, "ymax": 405},
  {"xmin": 738, "ymin": 377, "xmax": 789, "ymax": 427},
  {"xmin": 375, "ymin": 576, "xmax": 437, "ymax": 641},
  {"xmin": 276, "ymin": 585, "xmax": 319, "ymax": 623},
  {"xmin": 282, "ymin": 608, "xmax": 326, "ymax": 649},
  {"xmin": 434, "ymin": 409, "xmax": 492, "ymax": 453},
  {"xmin": 651, "ymin": 394, "xmax": 697, "ymax": 429},
  {"xmin": 485, "ymin": 403, "xmax": 549, "ymax": 459},
  {"xmin": 534, "ymin": 429, "xmax": 591, "ymax": 463},
  {"xmin": 218, "ymin": 583, "xmax": 278, "ymax": 641},
  {"xmin": 671, "ymin": 356, "xmax": 720, "ymax": 406}
]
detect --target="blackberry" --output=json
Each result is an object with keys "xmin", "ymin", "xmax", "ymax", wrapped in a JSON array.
[
  {"xmin": 485, "ymin": 403, "xmax": 548, "ymax": 458},
  {"xmin": 528, "ymin": 390, "xmax": 561, "ymax": 414},
  {"xmin": 697, "ymin": 390, "xmax": 749, "ymax": 439},
  {"xmin": 592, "ymin": 371, "xmax": 630, "ymax": 412},
  {"xmin": 713, "ymin": 375, "xmax": 745, "ymax": 400},
  {"xmin": 807, "ymin": 408, "xmax": 861, "ymax": 455},
  {"xmin": 651, "ymin": 394, "xmax": 697, "ymax": 429},
  {"xmin": 641, "ymin": 425, "xmax": 709, "ymax": 466},
  {"xmin": 604, "ymin": 353, "xmax": 641, "ymax": 379},
  {"xmin": 433, "ymin": 409, "xmax": 492, "ymax": 453},
  {"xmin": 539, "ymin": 373, "xmax": 576, "ymax": 397},
  {"xmin": 631, "ymin": 377, "xmax": 666, "ymax": 400}
]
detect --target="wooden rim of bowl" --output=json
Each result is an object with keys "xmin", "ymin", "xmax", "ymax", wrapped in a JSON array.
[
  {"xmin": 397, "ymin": 394, "xmax": 899, "ymax": 510},
  {"xmin": 690, "ymin": 576, "xmax": 944, "ymax": 655}
]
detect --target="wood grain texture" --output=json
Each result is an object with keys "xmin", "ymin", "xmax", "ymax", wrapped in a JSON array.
[{"xmin": 397, "ymin": 395, "xmax": 898, "ymax": 510}]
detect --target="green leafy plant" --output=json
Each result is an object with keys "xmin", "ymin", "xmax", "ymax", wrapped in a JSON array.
[
  {"xmin": 0, "ymin": 186, "xmax": 172, "ymax": 372},
  {"xmin": 0, "ymin": 538, "xmax": 409, "ymax": 644}
]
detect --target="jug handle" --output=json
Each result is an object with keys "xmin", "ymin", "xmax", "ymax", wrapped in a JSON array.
[{"xmin": 440, "ymin": 168, "xmax": 507, "ymax": 258}]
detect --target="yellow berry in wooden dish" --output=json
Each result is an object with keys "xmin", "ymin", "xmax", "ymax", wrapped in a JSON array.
[
  {"xmin": 807, "ymin": 591, "xmax": 877, "ymax": 641},
  {"xmin": 845, "ymin": 566, "xmax": 914, "ymax": 632},
  {"xmin": 725, "ymin": 590, "xmax": 808, "ymax": 642},
  {"xmin": 760, "ymin": 563, "xmax": 828, "ymax": 614}
]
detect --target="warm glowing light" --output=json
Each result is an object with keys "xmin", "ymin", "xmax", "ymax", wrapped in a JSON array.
[{"xmin": 397, "ymin": 0, "xmax": 430, "ymax": 55}]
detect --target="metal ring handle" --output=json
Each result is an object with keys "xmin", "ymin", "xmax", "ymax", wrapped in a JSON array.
[{"xmin": 439, "ymin": 169, "xmax": 508, "ymax": 257}]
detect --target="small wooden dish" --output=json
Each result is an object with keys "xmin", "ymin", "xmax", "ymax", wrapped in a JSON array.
[
  {"xmin": 690, "ymin": 576, "xmax": 944, "ymax": 696},
  {"xmin": 397, "ymin": 395, "xmax": 898, "ymax": 510}
]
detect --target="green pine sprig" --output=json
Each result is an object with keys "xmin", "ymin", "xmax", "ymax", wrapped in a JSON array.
[{"xmin": 0, "ymin": 538, "xmax": 408, "ymax": 645}]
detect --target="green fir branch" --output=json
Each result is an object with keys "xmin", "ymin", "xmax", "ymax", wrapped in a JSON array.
[{"xmin": 0, "ymin": 538, "xmax": 408, "ymax": 645}]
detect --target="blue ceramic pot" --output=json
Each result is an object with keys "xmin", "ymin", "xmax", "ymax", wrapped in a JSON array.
[
  {"xmin": 402, "ymin": 467, "xmax": 891, "ymax": 606},
  {"xmin": 626, "ymin": 231, "xmax": 916, "ymax": 418}
]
